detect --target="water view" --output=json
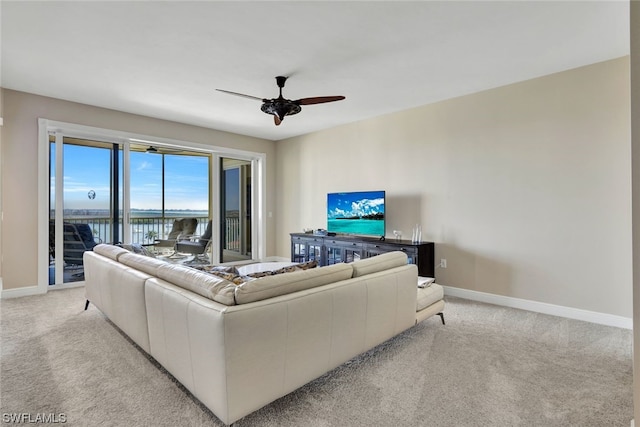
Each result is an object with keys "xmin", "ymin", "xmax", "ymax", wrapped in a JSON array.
[
  {"xmin": 327, "ymin": 218, "xmax": 384, "ymax": 236},
  {"xmin": 55, "ymin": 209, "xmax": 211, "ymax": 244}
]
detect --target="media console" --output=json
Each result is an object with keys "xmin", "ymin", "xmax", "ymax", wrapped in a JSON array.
[{"xmin": 290, "ymin": 233, "xmax": 435, "ymax": 278}]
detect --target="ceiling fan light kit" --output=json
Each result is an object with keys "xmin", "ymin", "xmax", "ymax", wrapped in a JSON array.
[{"xmin": 217, "ymin": 76, "xmax": 345, "ymax": 126}]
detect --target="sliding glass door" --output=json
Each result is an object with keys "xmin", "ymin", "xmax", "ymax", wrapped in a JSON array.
[
  {"xmin": 49, "ymin": 136, "xmax": 122, "ymax": 285},
  {"xmin": 49, "ymin": 139, "xmax": 212, "ymax": 285},
  {"xmin": 128, "ymin": 144, "xmax": 211, "ymax": 251},
  {"xmin": 220, "ymin": 157, "xmax": 252, "ymax": 263},
  {"xmin": 40, "ymin": 119, "xmax": 267, "ymax": 292}
]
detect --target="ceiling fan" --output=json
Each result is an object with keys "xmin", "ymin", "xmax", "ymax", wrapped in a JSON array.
[
  {"xmin": 216, "ymin": 76, "xmax": 345, "ymax": 126},
  {"xmin": 145, "ymin": 145, "xmax": 184, "ymax": 154}
]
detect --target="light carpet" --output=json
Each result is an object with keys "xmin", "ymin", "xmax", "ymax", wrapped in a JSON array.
[{"xmin": 0, "ymin": 287, "xmax": 632, "ymax": 426}]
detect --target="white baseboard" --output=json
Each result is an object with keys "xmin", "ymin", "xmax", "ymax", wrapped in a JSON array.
[
  {"xmin": 443, "ymin": 286, "xmax": 633, "ymax": 330},
  {"xmin": 48, "ymin": 281, "xmax": 85, "ymax": 291},
  {"xmin": 1, "ymin": 272, "xmax": 632, "ymax": 331},
  {"xmin": 1, "ymin": 285, "xmax": 46, "ymax": 299}
]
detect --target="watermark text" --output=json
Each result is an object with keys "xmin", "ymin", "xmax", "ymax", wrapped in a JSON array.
[{"xmin": 2, "ymin": 413, "xmax": 66, "ymax": 424}]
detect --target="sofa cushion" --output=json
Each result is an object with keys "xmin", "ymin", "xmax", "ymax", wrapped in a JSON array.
[
  {"xmin": 119, "ymin": 252, "xmax": 167, "ymax": 276},
  {"xmin": 417, "ymin": 283, "xmax": 444, "ymax": 312},
  {"xmin": 351, "ymin": 251, "xmax": 408, "ymax": 277},
  {"xmin": 93, "ymin": 243, "xmax": 130, "ymax": 261},
  {"xmin": 156, "ymin": 263, "xmax": 236, "ymax": 305},
  {"xmin": 234, "ymin": 263, "xmax": 353, "ymax": 305}
]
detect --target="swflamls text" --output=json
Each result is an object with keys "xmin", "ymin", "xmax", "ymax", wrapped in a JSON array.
[{"xmin": 2, "ymin": 413, "xmax": 67, "ymax": 424}]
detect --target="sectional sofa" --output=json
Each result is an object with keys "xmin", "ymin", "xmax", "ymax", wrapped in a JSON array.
[{"xmin": 83, "ymin": 244, "xmax": 445, "ymax": 425}]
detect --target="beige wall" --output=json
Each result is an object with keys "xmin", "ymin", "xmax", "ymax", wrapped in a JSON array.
[
  {"xmin": 0, "ymin": 89, "xmax": 276, "ymax": 290},
  {"xmin": 276, "ymin": 57, "xmax": 632, "ymax": 318},
  {"xmin": 1, "ymin": 58, "xmax": 631, "ymax": 319}
]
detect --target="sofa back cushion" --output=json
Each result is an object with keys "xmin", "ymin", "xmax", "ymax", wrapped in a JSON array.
[
  {"xmin": 113, "ymin": 251, "xmax": 237, "ymax": 305},
  {"xmin": 93, "ymin": 243, "xmax": 130, "ymax": 261},
  {"xmin": 234, "ymin": 263, "xmax": 353, "ymax": 305},
  {"xmin": 119, "ymin": 252, "xmax": 167, "ymax": 276},
  {"xmin": 351, "ymin": 251, "xmax": 408, "ymax": 277},
  {"xmin": 156, "ymin": 263, "xmax": 236, "ymax": 305}
]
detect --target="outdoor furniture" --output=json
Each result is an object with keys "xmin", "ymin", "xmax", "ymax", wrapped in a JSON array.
[
  {"xmin": 176, "ymin": 220, "xmax": 213, "ymax": 264},
  {"xmin": 48, "ymin": 221, "xmax": 100, "ymax": 266},
  {"xmin": 154, "ymin": 218, "xmax": 198, "ymax": 257}
]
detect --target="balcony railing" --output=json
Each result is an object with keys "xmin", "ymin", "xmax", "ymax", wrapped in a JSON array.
[{"xmin": 59, "ymin": 215, "xmax": 241, "ymax": 251}]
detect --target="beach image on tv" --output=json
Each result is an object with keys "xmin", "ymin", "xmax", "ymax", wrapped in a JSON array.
[{"xmin": 327, "ymin": 191, "xmax": 385, "ymax": 236}]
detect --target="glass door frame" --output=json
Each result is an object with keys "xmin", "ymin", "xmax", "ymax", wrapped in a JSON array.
[
  {"xmin": 46, "ymin": 128, "xmax": 127, "ymax": 288},
  {"xmin": 38, "ymin": 119, "xmax": 267, "ymax": 294},
  {"xmin": 220, "ymin": 158, "xmax": 253, "ymax": 263},
  {"xmin": 212, "ymin": 152, "xmax": 265, "ymax": 265}
]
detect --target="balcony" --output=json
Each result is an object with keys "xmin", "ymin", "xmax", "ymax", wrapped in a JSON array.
[{"xmin": 58, "ymin": 215, "xmax": 242, "ymax": 250}]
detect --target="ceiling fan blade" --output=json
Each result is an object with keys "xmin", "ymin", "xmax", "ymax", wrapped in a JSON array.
[
  {"xmin": 274, "ymin": 115, "xmax": 282, "ymax": 126},
  {"xmin": 296, "ymin": 96, "xmax": 345, "ymax": 105},
  {"xmin": 216, "ymin": 89, "xmax": 264, "ymax": 101}
]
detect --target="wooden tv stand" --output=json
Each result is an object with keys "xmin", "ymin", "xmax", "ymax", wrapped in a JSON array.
[{"xmin": 290, "ymin": 233, "xmax": 435, "ymax": 278}]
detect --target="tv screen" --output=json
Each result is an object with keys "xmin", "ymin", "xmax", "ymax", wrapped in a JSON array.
[{"xmin": 327, "ymin": 190, "xmax": 385, "ymax": 237}]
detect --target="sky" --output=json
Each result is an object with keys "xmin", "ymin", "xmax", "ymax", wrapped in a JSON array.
[{"xmin": 54, "ymin": 143, "xmax": 217, "ymax": 211}]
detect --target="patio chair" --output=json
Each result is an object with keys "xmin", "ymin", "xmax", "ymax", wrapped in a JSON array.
[
  {"xmin": 176, "ymin": 220, "xmax": 213, "ymax": 264},
  {"xmin": 155, "ymin": 218, "xmax": 198, "ymax": 257},
  {"xmin": 50, "ymin": 222, "xmax": 100, "ymax": 266}
]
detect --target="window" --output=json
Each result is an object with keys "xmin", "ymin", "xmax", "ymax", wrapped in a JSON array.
[{"xmin": 39, "ymin": 119, "xmax": 266, "ymax": 291}]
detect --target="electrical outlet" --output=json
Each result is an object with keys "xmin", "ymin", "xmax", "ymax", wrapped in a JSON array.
[{"xmin": 440, "ymin": 259, "xmax": 447, "ymax": 268}]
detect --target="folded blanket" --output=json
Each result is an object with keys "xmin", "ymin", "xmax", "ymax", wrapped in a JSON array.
[{"xmin": 418, "ymin": 277, "xmax": 435, "ymax": 288}]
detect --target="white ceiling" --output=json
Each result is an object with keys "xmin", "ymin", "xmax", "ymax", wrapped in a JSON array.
[{"xmin": 1, "ymin": 1, "xmax": 630, "ymax": 141}]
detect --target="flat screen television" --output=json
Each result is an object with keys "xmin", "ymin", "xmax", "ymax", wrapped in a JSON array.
[{"xmin": 327, "ymin": 190, "xmax": 385, "ymax": 237}]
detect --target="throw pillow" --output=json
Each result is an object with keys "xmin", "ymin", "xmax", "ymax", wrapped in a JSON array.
[
  {"xmin": 247, "ymin": 270, "xmax": 276, "ymax": 278},
  {"xmin": 245, "ymin": 261, "xmax": 317, "ymax": 278},
  {"xmin": 272, "ymin": 264, "xmax": 300, "ymax": 274},
  {"xmin": 116, "ymin": 243, "xmax": 156, "ymax": 258},
  {"xmin": 202, "ymin": 269, "xmax": 255, "ymax": 285},
  {"xmin": 206, "ymin": 270, "xmax": 239, "ymax": 282},
  {"xmin": 231, "ymin": 275, "xmax": 254, "ymax": 285},
  {"xmin": 296, "ymin": 260, "xmax": 318, "ymax": 270},
  {"xmin": 210, "ymin": 265, "xmax": 241, "ymax": 275},
  {"xmin": 194, "ymin": 265, "xmax": 240, "ymax": 275}
]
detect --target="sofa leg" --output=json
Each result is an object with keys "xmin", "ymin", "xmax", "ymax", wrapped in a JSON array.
[
  {"xmin": 437, "ymin": 312, "xmax": 445, "ymax": 325},
  {"xmin": 84, "ymin": 300, "xmax": 90, "ymax": 311}
]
